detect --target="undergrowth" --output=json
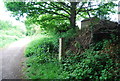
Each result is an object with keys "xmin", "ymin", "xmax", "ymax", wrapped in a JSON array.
[
  {"xmin": 24, "ymin": 34, "xmax": 120, "ymax": 80},
  {"xmin": 24, "ymin": 37, "xmax": 60, "ymax": 79}
]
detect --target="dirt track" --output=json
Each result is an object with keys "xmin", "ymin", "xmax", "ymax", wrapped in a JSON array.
[{"xmin": 0, "ymin": 37, "xmax": 31, "ymax": 80}]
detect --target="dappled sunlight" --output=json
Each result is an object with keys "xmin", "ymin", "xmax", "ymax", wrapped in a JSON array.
[
  {"xmin": 6, "ymin": 37, "xmax": 31, "ymax": 49},
  {"xmin": 0, "ymin": 20, "xmax": 27, "ymax": 48}
]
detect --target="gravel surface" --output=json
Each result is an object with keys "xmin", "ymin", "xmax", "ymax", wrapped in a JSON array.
[{"xmin": 0, "ymin": 37, "xmax": 31, "ymax": 80}]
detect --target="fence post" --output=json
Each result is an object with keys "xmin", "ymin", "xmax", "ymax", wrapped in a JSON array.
[{"xmin": 59, "ymin": 38, "xmax": 64, "ymax": 62}]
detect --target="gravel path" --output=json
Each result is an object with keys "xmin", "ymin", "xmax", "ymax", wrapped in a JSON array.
[{"xmin": 0, "ymin": 37, "xmax": 31, "ymax": 80}]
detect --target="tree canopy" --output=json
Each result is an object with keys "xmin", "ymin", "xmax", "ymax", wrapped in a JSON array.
[{"xmin": 5, "ymin": 1, "xmax": 117, "ymax": 28}]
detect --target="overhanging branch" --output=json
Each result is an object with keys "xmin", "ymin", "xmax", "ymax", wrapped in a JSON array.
[
  {"xmin": 77, "ymin": 2, "xmax": 85, "ymax": 14},
  {"xmin": 51, "ymin": 2, "xmax": 71, "ymax": 15}
]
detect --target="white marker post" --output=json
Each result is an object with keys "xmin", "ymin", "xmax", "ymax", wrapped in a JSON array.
[
  {"xmin": 118, "ymin": 1, "xmax": 120, "ymax": 24},
  {"xmin": 59, "ymin": 38, "xmax": 64, "ymax": 62}
]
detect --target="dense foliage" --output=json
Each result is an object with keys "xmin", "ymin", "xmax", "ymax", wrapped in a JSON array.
[
  {"xmin": 25, "ymin": 37, "xmax": 58, "ymax": 57},
  {"xmin": 25, "ymin": 14, "xmax": 70, "ymax": 36},
  {"xmin": 25, "ymin": 24, "xmax": 41, "ymax": 36},
  {"xmin": 24, "ymin": 31, "xmax": 120, "ymax": 80},
  {"xmin": 5, "ymin": 2, "xmax": 117, "ymax": 28},
  {"xmin": 24, "ymin": 37, "xmax": 60, "ymax": 79},
  {"xmin": 60, "ymin": 39, "xmax": 120, "ymax": 80}
]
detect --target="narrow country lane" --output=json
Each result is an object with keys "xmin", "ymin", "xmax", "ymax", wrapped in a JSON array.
[{"xmin": 0, "ymin": 37, "xmax": 31, "ymax": 80}]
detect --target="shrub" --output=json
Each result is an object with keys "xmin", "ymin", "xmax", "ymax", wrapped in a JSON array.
[
  {"xmin": 25, "ymin": 37, "xmax": 58, "ymax": 57},
  {"xmin": 24, "ymin": 37, "xmax": 61, "ymax": 79}
]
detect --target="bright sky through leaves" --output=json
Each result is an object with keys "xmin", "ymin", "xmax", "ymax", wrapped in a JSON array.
[{"xmin": 0, "ymin": 0, "xmax": 25, "ymax": 30}]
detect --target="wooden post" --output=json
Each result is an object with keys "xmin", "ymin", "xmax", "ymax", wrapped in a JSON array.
[{"xmin": 59, "ymin": 38, "xmax": 64, "ymax": 62}]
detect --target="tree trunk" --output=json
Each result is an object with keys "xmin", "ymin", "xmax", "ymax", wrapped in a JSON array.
[{"xmin": 70, "ymin": 2, "xmax": 77, "ymax": 28}]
